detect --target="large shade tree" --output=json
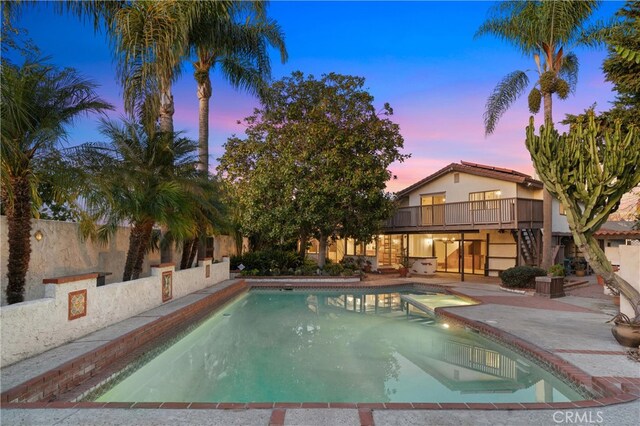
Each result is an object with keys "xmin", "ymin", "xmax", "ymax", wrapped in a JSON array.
[
  {"xmin": 1, "ymin": 58, "xmax": 111, "ymax": 303},
  {"xmin": 526, "ymin": 116, "xmax": 640, "ymax": 319},
  {"xmin": 218, "ymin": 72, "xmax": 409, "ymax": 267},
  {"xmin": 476, "ymin": 0, "xmax": 605, "ymax": 268}
]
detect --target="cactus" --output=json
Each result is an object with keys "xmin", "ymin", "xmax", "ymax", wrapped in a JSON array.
[{"xmin": 526, "ymin": 115, "xmax": 640, "ymax": 320}]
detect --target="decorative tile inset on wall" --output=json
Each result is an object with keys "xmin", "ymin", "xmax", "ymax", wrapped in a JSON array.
[
  {"xmin": 206, "ymin": 264, "xmax": 211, "ymax": 278},
  {"xmin": 68, "ymin": 289, "xmax": 87, "ymax": 320},
  {"xmin": 162, "ymin": 271, "xmax": 173, "ymax": 302}
]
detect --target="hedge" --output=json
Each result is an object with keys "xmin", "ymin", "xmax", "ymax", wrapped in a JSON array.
[{"xmin": 499, "ymin": 265, "xmax": 547, "ymax": 289}]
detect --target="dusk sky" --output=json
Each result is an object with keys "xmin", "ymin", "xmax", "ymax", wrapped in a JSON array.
[{"xmin": 10, "ymin": 1, "xmax": 624, "ymax": 193}]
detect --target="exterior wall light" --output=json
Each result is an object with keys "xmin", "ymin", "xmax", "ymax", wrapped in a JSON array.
[{"xmin": 34, "ymin": 230, "xmax": 44, "ymax": 241}]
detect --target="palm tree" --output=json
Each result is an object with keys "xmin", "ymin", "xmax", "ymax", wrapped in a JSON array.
[
  {"xmin": 188, "ymin": 8, "xmax": 288, "ymax": 173},
  {"xmin": 178, "ymin": 177, "xmax": 227, "ymax": 269},
  {"xmin": 113, "ymin": 1, "xmax": 236, "ymax": 133},
  {"xmin": 1, "ymin": 58, "xmax": 112, "ymax": 304},
  {"xmin": 476, "ymin": 0, "xmax": 604, "ymax": 269},
  {"xmin": 112, "ymin": 1, "xmax": 235, "ymax": 262},
  {"xmin": 74, "ymin": 119, "xmax": 206, "ymax": 281}
]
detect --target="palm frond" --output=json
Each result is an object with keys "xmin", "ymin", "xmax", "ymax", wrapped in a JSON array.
[
  {"xmin": 477, "ymin": 1, "xmax": 603, "ymax": 54},
  {"xmin": 559, "ymin": 52, "xmax": 579, "ymax": 93},
  {"xmin": 484, "ymin": 70, "xmax": 530, "ymax": 135}
]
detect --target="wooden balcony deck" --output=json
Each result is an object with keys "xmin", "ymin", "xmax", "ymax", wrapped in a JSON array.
[{"xmin": 383, "ymin": 198, "xmax": 543, "ymax": 233}]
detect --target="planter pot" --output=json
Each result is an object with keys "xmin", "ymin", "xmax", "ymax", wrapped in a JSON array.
[
  {"xmin": 535, "ymin": 276, "xmax": 565, "ymax": 298},
  {"xmin": 596, "ymin": 275, "xmax": 604, "ymax": 286},
  {"xmin": 575, "ymin": 270, "xmax": 586, "ymax": 277},
  {"xmin": 398, "ymin": 267, "xmax": 409, "ymax": 278},
  {"xmin": 611, "ymin": 323, "xmax": 640, "ymax": 348}
]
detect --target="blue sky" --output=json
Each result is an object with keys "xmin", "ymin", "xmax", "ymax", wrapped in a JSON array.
[{"xmin": 8, "ymin": 1, "xmax": 623, "ymax": 192}]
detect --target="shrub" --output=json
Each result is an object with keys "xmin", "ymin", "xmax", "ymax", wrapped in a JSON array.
[
  {"xmin": 499, "ymin": 266, "xmax": 547, "ymax": 289},
  {"xmin": 340, "ymin": 256, "xmax": 358, "ymax": 270},
  {"xmin": 341, "ymin": 256, "xmax": 373, "ymax": 272},
  {"xmin": 302, "ymin": 258, "xmax": 319, "ymax": 275},
  {"xmin": 323, "ymin": 263, "xmax": 344, "ymax": 276},
  {"xmin": 230, "ymin": 250, "xmax": 302, "ymax": 275},
  {"xmin": 548, "ymin": 264, "xmax": 565, "ymax": 277}
]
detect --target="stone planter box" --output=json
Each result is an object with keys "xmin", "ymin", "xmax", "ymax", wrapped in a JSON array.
[
  {"xmin": 411, "ymin": 257, "xmax": 437, "ymax": 275},
  {"xmin": 535, "ymin": 276, "xmax": 565, "ymax": 298}
]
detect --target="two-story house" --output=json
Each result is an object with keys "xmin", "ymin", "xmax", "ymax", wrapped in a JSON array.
[
  {"xmin": 308, "ymin": 161, "xmax": 571, "ymax": 276},
  {"xmin": 380, "ymin": 161, "xmax": 570, "ymax": 276}
]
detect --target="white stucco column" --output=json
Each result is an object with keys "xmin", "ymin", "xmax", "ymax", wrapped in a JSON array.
[
  {"xmin": 151, "ymin": 263, "xmax": 176, "ymax": 303},
  {"xmin": 618, "ymin": 245, "xmax": 640, "ymax": 319}
]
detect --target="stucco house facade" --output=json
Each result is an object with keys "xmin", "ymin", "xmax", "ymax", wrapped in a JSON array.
[{"xmin": 310, "ymin": 161, "xmax": 572, "ymax": 276}]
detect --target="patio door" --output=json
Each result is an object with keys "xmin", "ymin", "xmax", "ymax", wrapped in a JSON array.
[
  {"xmin": 434, "ymin": 238, "xmax": 460, "ymax": 272},
  {"xmin": 462, "ymin": 241, "xmax": 485, "ymax": 274},
  {"xmin": 377, "ymin": 235, "xmax": 403, "ymax": 267}
]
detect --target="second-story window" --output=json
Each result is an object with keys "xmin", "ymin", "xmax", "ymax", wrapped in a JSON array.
[
  {"xmin": 469, "ymin": 190, "xmax": 501, "ymax": 209},
  {"xmin": 420, "ymin": 193, "xmax": 446, "ymax": 226},
  {"xmin": 421, "ymin": 193, "xmax": 446, "ymax": 205}
]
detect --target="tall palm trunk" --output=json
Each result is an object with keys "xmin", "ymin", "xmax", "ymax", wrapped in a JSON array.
[
  {"xmin": 187, "ymin": 237, "xmax": 199, "ymax": 267},
  {"xmin": 158, "ymin": 78, "xmax": 175, "ymax": 135},
  {"xmin": 6, "ymin": 176, "xmax": 32, "ymax": 304},
  {"xmin": 123, "ymin": 222, "xmax": 144, "ymax": 281},
  {"xmin": 159, "ymin": 77, "xmax": 175, "ymax": 264},
  {"xmin": 196, "ymin": 71, "xmax": 212, "ymax": 173},
  {"xmin": 541, "ymin": 91, "xmax": 554, "ymax": 269},
  {"xmin": 132, "ymin": 221, "xmax": 155, "ymax": 280},
  {"xmin": 195, "ymin": 61, "xmax": 213, "ymax": 260},
  {"xmin": 180, "ymin": 237, "xmax": 198, "ymax": 269}
]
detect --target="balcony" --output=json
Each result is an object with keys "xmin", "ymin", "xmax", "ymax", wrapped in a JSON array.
[{"xmin": 383, "ymin": 198, "xmax": 543, "ymax": 233}]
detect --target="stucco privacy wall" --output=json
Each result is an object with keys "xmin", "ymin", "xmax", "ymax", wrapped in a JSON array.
[
  {"xmin": 0, "ymin": 217, "xmax": 242, "ymax": 305},
  {"xmin": 0, "ymin": 217, "xmax": 161, "ymax": 305},
  {"xmin": 0, "ymin": 259, "xmax": 230, "ymax": 366},
  {"xmin": 617, "ymin": 245, "xmax": 640, "ymax": 319}
]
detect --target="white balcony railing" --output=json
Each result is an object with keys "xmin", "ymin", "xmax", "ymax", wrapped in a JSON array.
[{"xmin": 384, "ymin": 198, "xmax": 543, "ymax": 230}]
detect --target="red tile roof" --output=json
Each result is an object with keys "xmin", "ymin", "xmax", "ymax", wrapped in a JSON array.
[
  {"xmin": 594, "ymin": 221, "xmax": 640, "ymax": 238},
  {"xmin": 396, "ymin": 161, "xmax": 543, "ymax": 197}
]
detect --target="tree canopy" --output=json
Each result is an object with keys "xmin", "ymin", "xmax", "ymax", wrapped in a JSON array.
[
  {"xmin": 218, "ymin": 72, "xmax": 408, "ymax": 265},
  {"xmin": 602, "ymin": 1, "xmax": 639, "ymax": 128}
]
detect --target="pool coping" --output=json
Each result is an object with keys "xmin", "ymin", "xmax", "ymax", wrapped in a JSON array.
[{"xmin": 1, "ymin": 280, "xmax": 637, "ymax": 411}]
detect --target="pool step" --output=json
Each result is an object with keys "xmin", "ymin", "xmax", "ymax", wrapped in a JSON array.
[{"xmin": 407, "ymin": 316, "xmax": 436, "ymax": 325}]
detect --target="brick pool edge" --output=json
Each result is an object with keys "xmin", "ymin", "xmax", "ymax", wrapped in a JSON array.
[{"xmin": 1, "ymin": 281, "xmax": 637, "ymax": 410}]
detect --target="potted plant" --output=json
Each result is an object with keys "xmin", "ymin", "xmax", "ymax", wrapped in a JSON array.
[
  {"xmin": 572, "ymin": 258, "xmax": 587, "ymax": 277},
  {"xmin": 607, "ymin": 313, "xmax": 640, "ymax": 348},
  {"xmin": 398, "ymin": 248, "xmax": 412, "ymax": 278},
  {"xmin": 548, "ymin": 264, "xmax": 565, "ymax": 278}
]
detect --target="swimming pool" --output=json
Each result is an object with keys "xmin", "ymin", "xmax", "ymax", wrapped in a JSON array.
[{"xmin": 94, "ymin": 290, "xmax": 584, "ymax": 404}]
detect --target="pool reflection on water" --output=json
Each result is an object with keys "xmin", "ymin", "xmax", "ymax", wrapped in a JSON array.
[{"xmin": 95, "ymin": 290, "xmax": 584, "ymax": 403}]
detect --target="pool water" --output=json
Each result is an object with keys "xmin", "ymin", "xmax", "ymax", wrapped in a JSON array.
[{"xmin": 95, "ymin": 290, "xmax": 583, "ymax": 403}]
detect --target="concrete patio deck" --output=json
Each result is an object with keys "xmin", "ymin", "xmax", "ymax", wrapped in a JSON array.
[{"xmin": 1, "ymin": 274, "xmax": 638, "ymax": 425}]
